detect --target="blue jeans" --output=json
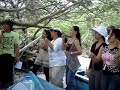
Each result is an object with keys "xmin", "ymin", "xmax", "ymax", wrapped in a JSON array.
[
  {"xmin": 66, "ymin": 66, "xmax": 76, "ymax": 90},
  {"xmin": 101, "ymin": 74, "xmax": 120, "ymax": 90}
]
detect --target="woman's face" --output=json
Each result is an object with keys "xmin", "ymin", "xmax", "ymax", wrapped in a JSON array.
[
  {"xmin": 108, "ymin": 34, "xmax": 116, "ymax": 43},
  {"xmin": 116, "ymin": 39, "xmax": 120, "ymax": 48},
  {"xmin": 50, "ymin": 30, "xmax": 56, "ymax": 39},
  {"xmin": 42, "ymin": 31, "xmax": 47, "ymax": 38},
  {"xmin": 94, "ymin": 31, "xmax": 101, "ymax": 40},
  {"xmin": 69, "ymin": 27, "xmax": 76, "ymax": 37}
]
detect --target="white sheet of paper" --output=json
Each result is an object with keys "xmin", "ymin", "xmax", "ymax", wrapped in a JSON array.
[
  {"xmin": 12, "ymin": 82, "xmax": 28, "ymax": 90},
  {"xmin": 15, "ymin": 61, "xmax": 23, "ymax": 69}
]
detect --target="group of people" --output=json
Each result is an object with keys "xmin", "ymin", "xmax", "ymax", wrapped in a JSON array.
[
  {"xmin": 0, "ymin": 19, "xmax": 120, "ymax": 90},
  {"xmin": 0, "ymin": 19, "xmax": 81, "ymax": 90},
  {"xmin": 33, "ymin": 25, "xmax": 120, "ymax": 90},
  {"xmin": 32, "ymin": 26, "xmax": 82, "ymax": 90},
  {"xmin": 89, "ymin": 26, "xmax": 120, "ymax": 90}
]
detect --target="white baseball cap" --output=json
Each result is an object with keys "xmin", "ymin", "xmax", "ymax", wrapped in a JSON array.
[
  {"xmin": 91, "ymin": 26, "xmax": 108, "ymax": 37},
  {"xmin": 51, "ymin": 28, "xmax": 62, "ymax": 33}
]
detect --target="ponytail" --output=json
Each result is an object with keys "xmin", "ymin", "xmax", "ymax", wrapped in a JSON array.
[
  {"xmin": 73, "ymin": 26, "xmax": 81, "ymax": 46},
  {"xmin": 76, "ymin": 31, "xmax": 81, "ymax": 46}
]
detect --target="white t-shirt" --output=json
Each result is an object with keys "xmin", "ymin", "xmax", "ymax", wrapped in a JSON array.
[{"xmin": 48, "ymin": 37, "xmax": 66, "ymax": 67}]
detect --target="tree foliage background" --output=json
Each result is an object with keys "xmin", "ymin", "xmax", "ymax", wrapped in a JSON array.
[{"xmin": 0, "ymin": 0, "xmax": 120, "ymax": 49}]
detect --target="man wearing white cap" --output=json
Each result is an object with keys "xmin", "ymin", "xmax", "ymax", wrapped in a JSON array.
[{"xmin": 88, "ymin": 26, "xmax": 108, "ymax": 90}]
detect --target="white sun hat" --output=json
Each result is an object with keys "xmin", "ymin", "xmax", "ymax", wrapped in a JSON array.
[{"xmin": 91, "ymin": 26, "xmax": 108, "ymax": 37}]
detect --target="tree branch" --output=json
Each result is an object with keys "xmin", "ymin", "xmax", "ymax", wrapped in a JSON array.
[
  {"xmin": 0, "ymin": 20, "xmax": 51, "ymax": 29},
  {"xmin": 0, "ymin": 0, "xmax": 30, "ymax": 12},
  {"xmin": 33, "ymin": 19, "xmax": 52, "ymax": 38},
  {"xmin": 35, "ymin": 1, "xmax": 82, "ymax": 25}
]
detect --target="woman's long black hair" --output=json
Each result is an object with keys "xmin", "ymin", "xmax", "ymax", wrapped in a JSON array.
[
  {"xmin": 111, "ymin": 28, "xmax": 120, "ymax": 40},
  {"xmin": 44, "ymin": 29, "xmax": 53, "ymax": 41},
  {"xmin": 73, "ymin": 26, "xmax": 81, "ymax": 46}
]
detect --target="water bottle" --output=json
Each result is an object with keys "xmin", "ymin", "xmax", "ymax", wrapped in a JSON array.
[{"xmin": 22, "ymin": 75, "xmax": 34, "ymax": 90}]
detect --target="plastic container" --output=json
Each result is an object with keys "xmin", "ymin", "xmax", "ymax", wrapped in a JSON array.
[{"xmin": 22, "ymin": 75, "xmax": 34, "ymax": 90}]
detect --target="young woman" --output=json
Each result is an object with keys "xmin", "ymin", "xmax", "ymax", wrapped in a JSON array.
[
  {"xmin": 91, "ymin": 28, "xmax": 120, "ymax": 90},
  {"xmin": 89, "ymin": 26, "xmax": 107, "ymax": 90},
  {"xmin": 101, "ymin": 28, "xmax": 120, "ymax": 90},
  {"xmin": 32, "ymin": 29, "xmax": 52, "ymax": 81},
  {"xmin": 63, "ymin": 26, "xmax": 82, "ymax": 90},
  {"xmin": 0, "ymin": 19, "xmax": 20, "ymax": 89},
  {"xmin": 116, "ymin": 29, "xmax": 120, "ymax": 55},
  {"xmin": 45, "ymin": 28, "xmax": 66, "ymax": 88}
]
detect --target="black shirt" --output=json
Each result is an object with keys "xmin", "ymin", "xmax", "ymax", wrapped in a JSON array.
[
  {"xmin": 89, "ymin": 42, "xmax": 106, "ymax": 70},
  {"xmin": 102, "ymin": 44, "xmax": 120, "ymax": 75}
]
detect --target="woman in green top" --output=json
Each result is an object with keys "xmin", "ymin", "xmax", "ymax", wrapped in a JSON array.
[{"xmin": 0, "ymin": 19, "xmax": 20, "ymax": 89}]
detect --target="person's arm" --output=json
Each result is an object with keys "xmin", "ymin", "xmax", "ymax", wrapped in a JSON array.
[
  {"xmin": 44, "ymin": 38, "xmax": 54, "ymax": 50},
  {"xmin": 61, "ymin": 34, "xmax": 67, "ymax": 50},
  {"xmin": 0, "ymin": 30, "xmax": 4, "ymax": 40},
  {"xmin": 115, "ymin": 50, "xmax": 120, "ymax": 67},
  {"xmin": 45, "ymin": 38, "xmax": 62, "ymax": 52},
  {"xmin": 14, "ymin": 33, "xmax": 20, "ymax": 61},
  {"xmin": 89, "ymin": 43, "xmax": 95, "ymax": 58},
  {"xmin": 14, "ymin": 43, "xmax": 20, "ymax": 61},
  {"xmin": 91, "ymin": 46, "xmax": 103, "ymax": 63},
  {"xmin": 47, "ymin": 41, "xmax": 54, "ymax": 50},
  {"xmin": 40, "ymin": 39, "xmax": 48, "ymax": 51}
]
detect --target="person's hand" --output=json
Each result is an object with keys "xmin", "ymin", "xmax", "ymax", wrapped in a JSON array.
[
  {"xmin": 65, "ymin": 50, "xmax": 71, "ymax": 55},
  {"xmin": 41, "ymin": 40, "xmax": 45, "ymax": 47},
  {"xmin": 90, "ymin": 53, "xmax": 99, "ymax": 63},
  {"xmin": 15, "ymin": 57, "xmax": 20, "ymax": 62},
  {"xmin": 89, "ymin": 53, "xmax": 95, "ymax": 59},
  {"xmin": 44, "ymin": 38, "xmax": 49, "ymax": 44}
]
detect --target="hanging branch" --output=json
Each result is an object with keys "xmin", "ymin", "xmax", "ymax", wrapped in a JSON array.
[{"xmin": 0, "ymin": 0, "xmax": 30, "ymax": 12}]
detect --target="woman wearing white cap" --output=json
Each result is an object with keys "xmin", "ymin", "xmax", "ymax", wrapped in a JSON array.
[
  {"xmin": 44, "ymin": 28, "xmax": 66, "ymax": 88},
  {"xmin": 89, "ymin": 26, "xmax": 108, "ymax": 90}
]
